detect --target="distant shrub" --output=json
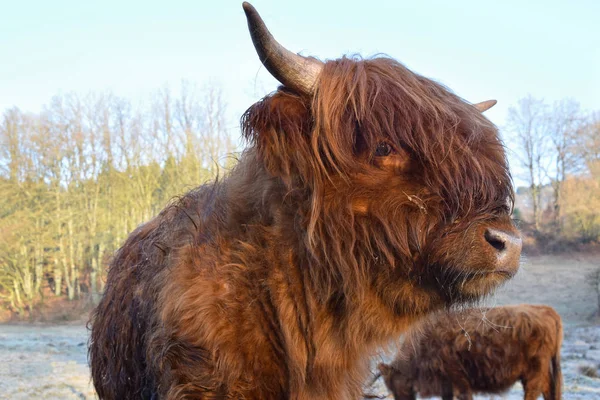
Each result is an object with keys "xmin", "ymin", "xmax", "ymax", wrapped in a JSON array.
[
  {"xmin": 578, "ymin": 364, "xmax": 599, "ymax": 378},
  {"xmin": 512, "ymin": 207, "xmax": 523, "ymax": 222},
  {"xmin": 561, "ymin": 167, "xmax": 600, "ymax": 243},
  {"xmin": 586, "ymin": 267, "xmax": 600, "ymax": 318}
]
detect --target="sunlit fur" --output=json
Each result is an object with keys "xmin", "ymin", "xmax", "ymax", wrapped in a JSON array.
[
  {"xmin": 379, "ymin": 305, "xmax": 563, "ymax": 400},
  {"xmin": 89, "ymin": 56, "xmax": 518, "ymax": 399}
]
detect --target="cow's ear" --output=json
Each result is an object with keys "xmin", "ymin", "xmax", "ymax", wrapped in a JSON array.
[
  {"xmin": 242, "ymin": 90, "xmax": 314, "ymax": 185},
  {"xmin": 378, "ymin": 362, "xmax": 392, "ymax": 377}
]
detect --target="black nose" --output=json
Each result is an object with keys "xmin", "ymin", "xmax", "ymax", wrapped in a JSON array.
[{"xmin": 484, "ymin": 228, "xmax": 522, "ymax": 270}]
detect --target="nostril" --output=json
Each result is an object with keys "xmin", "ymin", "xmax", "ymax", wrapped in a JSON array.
[{"xmin": 485, "ymin": 229, "xmax": 506, "ymax": 252}]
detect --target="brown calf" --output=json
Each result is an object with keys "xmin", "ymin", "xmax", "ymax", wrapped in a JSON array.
[{"xmin": 379, "ymin": 305, "xmax": 563, "ymax": 400}]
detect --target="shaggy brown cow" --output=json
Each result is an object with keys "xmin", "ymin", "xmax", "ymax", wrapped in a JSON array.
[
  {"xmin": 378, "ymin": 305, "xmax": 563, "ymax": 400},
  {"xmin": 89, "ymin": 3, "xmax": 522, "ymax": 399}
]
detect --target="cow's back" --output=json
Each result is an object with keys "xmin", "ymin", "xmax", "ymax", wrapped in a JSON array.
[
  {"xmin": 89, "ymin": 183, "xmax": 223, "ymax": 399},
  {"xmin": 401, "ymin": 305, "xmax": 562, "ymax": 395}
]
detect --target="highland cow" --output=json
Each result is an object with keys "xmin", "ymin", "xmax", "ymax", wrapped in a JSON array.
[
  {"xmin": 379, "ymin": 305, "xmax": 563, "ymax": 400},
  {"xmin": 89, "ymin": 2, "xmax": 521, "ymax": 399}
]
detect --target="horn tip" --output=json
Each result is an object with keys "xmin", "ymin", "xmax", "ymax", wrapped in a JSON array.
[
  {"xmin": 242, "ymin": 2, "xmax": 262, "ymax": 29},
  {"xmin": 474, "ymin": 99, "xmax": 498, "ymax": 112},
  {"xmin": 242, "ymin": 2, "xmax": 255, "ymax": 14}
]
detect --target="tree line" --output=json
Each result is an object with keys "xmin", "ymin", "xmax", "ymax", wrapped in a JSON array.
[
  {"xmin": 0, "ymin": 82, "xmax": 234, "ymax": 314},
  {"xmin": 507, "ymin": 96, "xmax": 599, "ymax": 244},
  {"xmin": 0, "ymin": 86, "xmax": 598, "ymax": 316}
]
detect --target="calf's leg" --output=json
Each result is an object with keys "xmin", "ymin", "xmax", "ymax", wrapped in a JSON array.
[
  {"xmin": 457, "ymin": 391, "xmax": 473, "ymax": 400},
  {"xmin": 522, "ymin": 375, "xmax": 544, "ymax": 400},
  {"xmin": 441, "ymin": 380, "xmax": 454, "ymax": 400}
]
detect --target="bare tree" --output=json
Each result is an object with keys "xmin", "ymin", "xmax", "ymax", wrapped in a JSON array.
[
  {"xmin": 507, "ymin": 96, "xmax": 549, "ymax": 231},
  {"xmin": 576, "ymin": 113, "xmax": 600, "ymax": 166},
  {"xmin": 560, "ymin": 114, "xmax": 600, "ymax": 241},
  {"xmin": 546, "ymin": 99, "xmax": 583, "ymax": 230}
]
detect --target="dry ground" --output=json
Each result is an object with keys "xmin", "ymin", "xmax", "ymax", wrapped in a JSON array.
[{"xmin": 0, "ymin": 254, "xmax": 599, "ymax": 399}]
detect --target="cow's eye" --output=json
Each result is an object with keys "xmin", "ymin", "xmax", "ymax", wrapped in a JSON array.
[{"xmin": 374, "ymin": 142, "xmax": 393, "ymax": 157}]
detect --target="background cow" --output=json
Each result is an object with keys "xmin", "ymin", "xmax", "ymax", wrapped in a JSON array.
[
  {"xmin": 379, "ymin": 304, "xmax": 563, "ymax": 400},
  {"xmin": 89, "ymin": 2, "xmax": 521, "ymax": 399}
]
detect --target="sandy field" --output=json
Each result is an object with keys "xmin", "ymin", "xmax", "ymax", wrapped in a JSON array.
[{"xmin": 1, "ymin": 254, "xmax": 599, "ymax": 399}]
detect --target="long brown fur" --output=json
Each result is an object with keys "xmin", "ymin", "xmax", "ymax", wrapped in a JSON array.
[
  {"xmin": 89, "ymin": 53, "xmax": 519, "ymax": 399},
  {"xmin": 379, "ymin": 304, "xmax": 563, "ymax": 400}
]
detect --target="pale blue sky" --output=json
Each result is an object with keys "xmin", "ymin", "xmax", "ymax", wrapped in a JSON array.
[{"xmin": 1, "ymin": 0, "xmax": 599, "ymax": 173}]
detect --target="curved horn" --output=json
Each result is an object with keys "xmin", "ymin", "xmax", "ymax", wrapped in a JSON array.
[
  {"xmin": 242, "ymin": 2, "xmax": 323, "ymax": 94},
  {"xmin": 473, "ymin": 100, "xmax": 497, "ymax": 112}
]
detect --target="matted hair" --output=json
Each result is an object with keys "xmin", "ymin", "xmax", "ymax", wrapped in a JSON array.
[
  {"xmin": 242, "ymin": 56, "xmax": 512, "ymax": 303},
  {"xmin": 90, "ymin": 27, "xmax": 518, "ymax": 400}
]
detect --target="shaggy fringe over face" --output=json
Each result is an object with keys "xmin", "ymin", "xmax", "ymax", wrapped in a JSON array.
[{"xmin": 242, "ymin": 56, "xmax": 514, "ymax": 305}]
